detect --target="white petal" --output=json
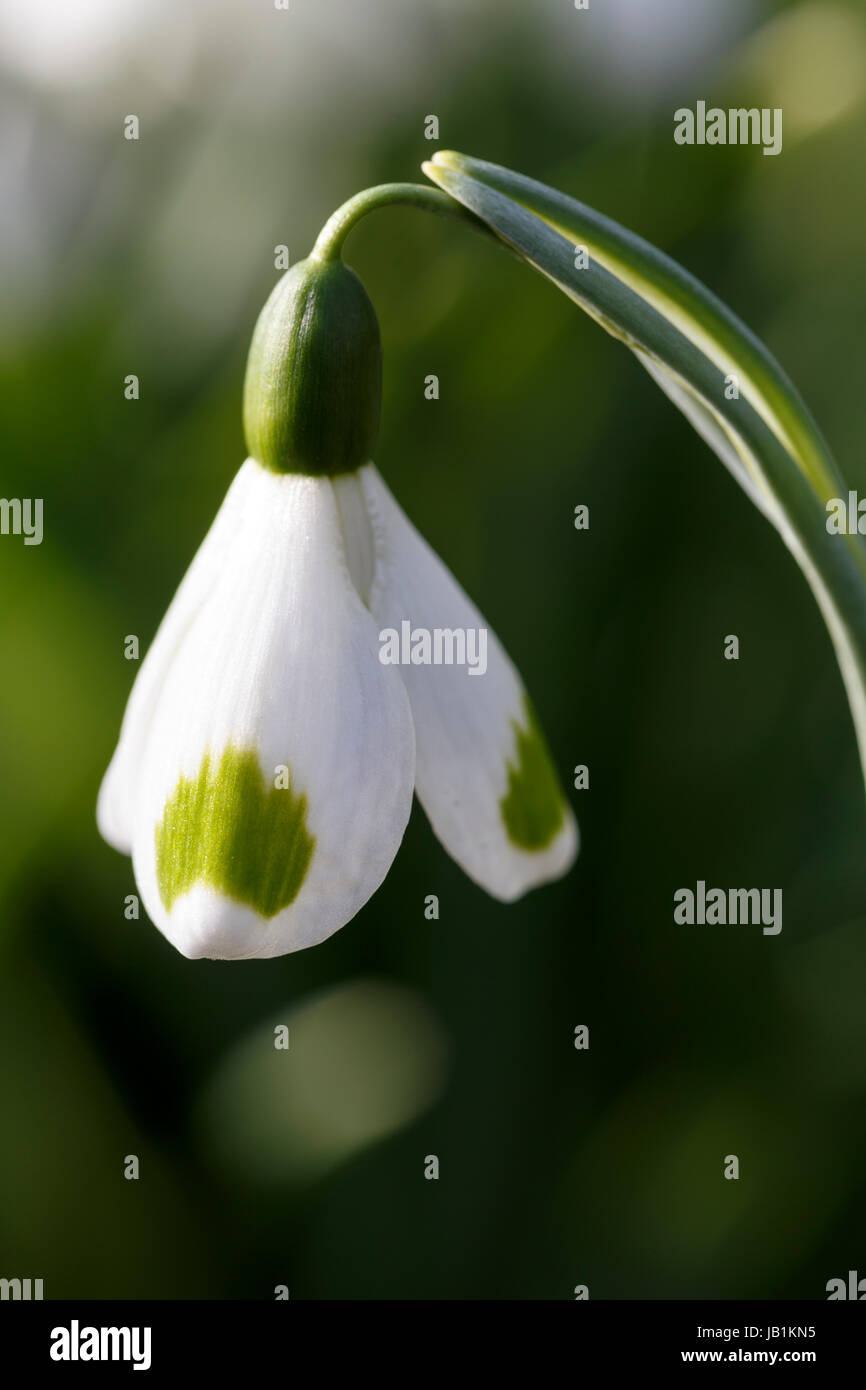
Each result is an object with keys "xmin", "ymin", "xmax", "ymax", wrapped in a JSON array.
[
  {"xmin": 331, "ymin": 470, "xmax": 376, "ymax": 603},
  {"xmin": 97, "ymin": 462, "xmax": 257, "ymax": 853},
  {"xmin": 130, "ymin": 463, "xmax": 415, "ymax": 959},
  {"xmin": 359, "ymin": 464, "xmax": 577, "ymax": 901}
]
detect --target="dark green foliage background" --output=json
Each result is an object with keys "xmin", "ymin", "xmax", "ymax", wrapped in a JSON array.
[{"xmin": 1, "ymin": 0, "xmax": 865, "ymax": 1299}]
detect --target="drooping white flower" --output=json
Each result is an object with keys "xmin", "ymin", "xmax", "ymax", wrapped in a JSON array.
[{"xmin": 98, "ymin": 252, "xmax": 577, "ymax": 959}]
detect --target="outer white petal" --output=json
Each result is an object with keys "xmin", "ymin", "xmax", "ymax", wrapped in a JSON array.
[
  {"xmin": 358, "ymin": 464, "xmax": 577, "ymax": 901},
  {"xmin": 130, "ymin": 462, "xmax": 415, "ymax": 960},
  {"xmin": 97, "ymin": 462, "xmax": 256, "ymax": 853}
]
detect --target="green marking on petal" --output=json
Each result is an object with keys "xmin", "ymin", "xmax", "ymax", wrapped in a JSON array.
[
  {"xmin": 501, "ymin": 695, "xmax": 566, "ymax": 851},
  {"xmin": 155, "ymin": 746, "xmax": 315, "ymax": 917}
]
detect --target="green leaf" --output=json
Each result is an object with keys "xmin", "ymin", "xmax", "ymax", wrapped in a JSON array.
[{"xmin": 423, "ymin": 151, "xmax": 866, "ymax": 794}]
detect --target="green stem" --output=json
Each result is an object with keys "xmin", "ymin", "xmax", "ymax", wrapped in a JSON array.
[{"xmin": 311, "ymin": 182, "xmax": 491, "ymax": 261}]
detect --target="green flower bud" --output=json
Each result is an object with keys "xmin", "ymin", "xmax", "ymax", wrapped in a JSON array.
[{"xmin": 243, "ymin": 256, "xmax": 382, "ymax": 477}]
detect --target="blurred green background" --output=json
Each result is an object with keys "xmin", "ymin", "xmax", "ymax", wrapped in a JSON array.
[{"xmin": 2, "ymin": 0, "xmax": 866, "ymax": 1299}]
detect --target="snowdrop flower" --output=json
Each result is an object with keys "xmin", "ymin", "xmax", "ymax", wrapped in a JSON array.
[{"xmin": 98, "ymin": 242, "xmax": 577, "ymax": 960}]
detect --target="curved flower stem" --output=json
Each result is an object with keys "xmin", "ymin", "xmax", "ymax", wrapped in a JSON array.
[{"xmin": 311, "ymin": 182, "xmax": 493, "ymax": 261}]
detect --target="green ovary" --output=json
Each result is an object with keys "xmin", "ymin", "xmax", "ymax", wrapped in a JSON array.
[
  {"xmin": 156, "ymin": 746, "xmax": 315, "ymax": 916},
  {"xmin": 500, "ymin": 695, "xmax": 566, "ymax": 851}
]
